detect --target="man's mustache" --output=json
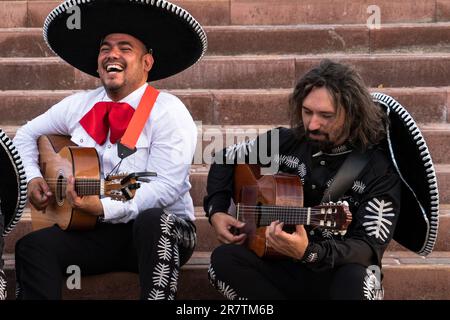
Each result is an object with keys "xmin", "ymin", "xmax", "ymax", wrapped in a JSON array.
[
  {"xmin": 306, "ymin": 129, "xmax": 328, "ymax": 138},
  {"xmin": 102, "ymin": 57, "xmax": 127, "ymax": 68}
]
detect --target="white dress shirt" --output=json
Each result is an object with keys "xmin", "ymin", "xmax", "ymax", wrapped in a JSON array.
[{"xmin": 13, "ymin": 84, "xmax": 197, "ymax": 222}]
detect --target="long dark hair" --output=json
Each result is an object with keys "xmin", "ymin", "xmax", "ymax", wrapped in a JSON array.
[{"xmin": 289, "ymin": 59, "xmax": 387, "ymax": 150}]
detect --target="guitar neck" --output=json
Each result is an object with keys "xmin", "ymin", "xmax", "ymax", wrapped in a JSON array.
[
  {"xmin": 237, "ymin": 204, "xmax": 338, "ymax": 229},
  {"xmin": 73, "ymin": 178, "xmax": 103, "ymax": 196},
  {"xmin": 257, "ymin": 206, "xmax": 314, "ymax": 226}
]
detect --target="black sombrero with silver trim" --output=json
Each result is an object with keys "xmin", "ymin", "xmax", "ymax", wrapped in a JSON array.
[
  {"xmin": 43, "ymin": 0, "xmax": 207, "ymax": 81},
  {"xmin": 372, "ymin": 93, "xmax": 439, "ymax": 256},
  {"xmin": 0, "ymin": 129, "xmax": 27, "ymax": 237}
]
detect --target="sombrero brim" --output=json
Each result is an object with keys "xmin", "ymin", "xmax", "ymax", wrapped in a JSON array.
[
  {"xmin": 372, "ymin": 93, "xmax": 439, "ymax": 256},
  {"xmin": 43, "ymin": 0, "xmax": 207, "ymax": 81},
  {"xmin": 0, "ymin": 129, "xmax": 27, "ymax": 237}
]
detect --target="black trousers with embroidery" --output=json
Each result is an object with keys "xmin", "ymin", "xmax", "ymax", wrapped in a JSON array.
[
  {"xmin": 15, "ymin": 208, "xmax": 196, "ymax": 300},
  {"xmin": 0, "ymin": 213, "xmax": 6, "ymax": 300},
  {"xmin": 209, "ymin": 244, "xmax": 381, "ymax": 300}
]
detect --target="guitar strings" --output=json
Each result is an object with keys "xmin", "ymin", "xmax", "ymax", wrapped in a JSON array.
[
  {"xmin": 42, "ymin": 179, "xmax": 101, "ymax": 185},
  {"xmin": 236, "ymin": 212, "xmax": 330, "ymax": 217},
  {"xmin": 237, "ymin": 216, "xmax": 336, "ymax": 224},
  {"xmin": 42, "ymin": 179, "xmax": 100, "ymax": 181},
  {"xmin": 237, "ymin": 205, "xmax": 341, "ymax": 209},
  {"xmin": 237, "ymin": 208, "xmax": 329, "ymax": 214},
  {"xmin": 236, "ymin": 217, "xmax": 337, "ymax": 223}
]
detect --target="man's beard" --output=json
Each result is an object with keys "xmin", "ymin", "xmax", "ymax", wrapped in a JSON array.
[
  {"xmin": 305, "ymin": 130, "xmax": 335, "ymax": 152},
  {"xmin": 101, "ymin": 78, "xmax": 125, "ymax": 93}
]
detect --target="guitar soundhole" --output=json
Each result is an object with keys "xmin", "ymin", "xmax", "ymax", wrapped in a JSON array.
[{"xmin": 55, "ymin": 173, "xmax": 65, "ymax": 206}]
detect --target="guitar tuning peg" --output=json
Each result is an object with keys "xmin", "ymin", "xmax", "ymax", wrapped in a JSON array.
[
  {"xmin": 342, "ymin": 201, "xmax": 349, "ymax": 207},
  {"xmin": 127, "ymin": 183, "xmax": 140, "ymax": 190}
]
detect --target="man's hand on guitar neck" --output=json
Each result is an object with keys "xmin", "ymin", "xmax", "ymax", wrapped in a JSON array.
[
  {"xmin": 28, "ymin": 177, "xmax": 53, "ymax": 210},
  {"xmin": 265, "ymin": 221, "xmax": 309, "ymax": 260},
  {"xmin": 210, "ymin": 212, "xmax": 247, "ymax": 245},
  {"xmin": 66, "ymin": 176, "xmax": 104, "ymax": 216}
]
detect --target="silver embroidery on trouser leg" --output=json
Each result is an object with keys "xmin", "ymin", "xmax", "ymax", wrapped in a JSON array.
[
  {"xmin": 0, "ymin": 269, "xmax": 7, "ymax": 300},
  {"xmin": 207, "ymin": 264, "xmax": 216, "ymax": 285},
  {"xmin": 147, "ymin": 211, "xmax": 196, "ymax": 300},
  {"xmin": 15, "ymin": 279, "xmax": 20, "ymax": 299},
  {"xmin": 208, "ymin": 264, "xmax": 248, "ymax": 300},
  {"xmin": 363, "ymin": 267, "xmax": 384, "ymax": 300}
]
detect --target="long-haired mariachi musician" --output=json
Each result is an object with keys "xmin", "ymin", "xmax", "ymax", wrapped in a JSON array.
[{"xmin": 204, "ymin": 60, "xmax": 439, "ymax": 300}]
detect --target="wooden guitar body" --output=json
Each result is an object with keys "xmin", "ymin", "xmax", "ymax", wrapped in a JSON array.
[
  {"xmin": 233, "ymin": 164, "xmax": 351, "ymax": 258},
  {"xmin": 31, "ymin": 135, "xmax": 100, "ymax": 231},
  {"xmin": 234, "ymin": 164, "xmax": 304, "ymax": 258}
]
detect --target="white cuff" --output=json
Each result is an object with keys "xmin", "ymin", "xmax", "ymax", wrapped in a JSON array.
[{"xmin": 25, "ymin": 166, "xmax": 43, "ymax": 183}]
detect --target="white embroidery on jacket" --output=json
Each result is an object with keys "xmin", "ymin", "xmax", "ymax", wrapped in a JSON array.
[
  {"xmin": 297, "ymin": 162, "xmax": 307, "ymax": 178},
  {"xmin": 352, "ymin": 180, "xmax": 366, "ymax": 194},
  {"xmin": 225, "ymin": 139, "xmax": 256, "ymax": 161},
  {"xmin": 363, "ymin": 198, "xmax": 395, "ymax": 242}
]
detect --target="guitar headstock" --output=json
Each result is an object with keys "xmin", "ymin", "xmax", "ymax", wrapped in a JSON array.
[
  {"xmin": 104, "ymin": 172, "xmax": 157, "ymax": 201},
  {"xmin": 313, "ymin": 201, "xmax": 352, "ymax": 231}
]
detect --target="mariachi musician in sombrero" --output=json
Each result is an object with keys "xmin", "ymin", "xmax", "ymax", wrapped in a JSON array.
[
  {"xmin": 12, "ymin": 0, "xmax": 207, "ymax": 300},
  {"xmin": 204, "ymin": 60, "xmax": 439, "ymax": 300},
  {"xmin": 0, "ymin": 129, "xmax": 28, "ymax": 300}
]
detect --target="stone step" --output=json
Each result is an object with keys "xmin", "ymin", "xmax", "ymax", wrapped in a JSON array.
[
  {"xmin": 0, "ymin": 0, "xmax": 230, "ymax": 28},
  {"xmin": 2, "ymin": 207, "xmax": 220, "ymax": 255},
  {"xmin": 1, "ymin": 87, "xmax": 449, "ymax": 126},
  {"xmin": 0, "ymin": 0, "xmax": 449, "ymax": 28},
  {"xmin": 2, "ymin": 251, "xmax": 223, "ymax": 300},
  {"xmin": 4, "ymin": 204, "xmax": 450, "ymax": 255},
  {"xmin": 2, "ymin": 251, "xmax": 450, "ymax": 300},
  {"xmin": 437, "ymin": 164, "xmax": 450, "ymax": 203},
  {"xmin": 2, "ymin": 122, "xmax": 450, "ymax": 164},
  {"xmin": 1, "ymin": 54, "xmax": 450, "ymax": 90},
  {"xmin": 2, "ymin": 23, "xmax": 450, "ymax": 57}
]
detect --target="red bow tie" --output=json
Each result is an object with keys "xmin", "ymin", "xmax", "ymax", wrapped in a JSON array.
[{"xmin": 79, "ymin": 101, "xmax": 135, "ymax": 145}]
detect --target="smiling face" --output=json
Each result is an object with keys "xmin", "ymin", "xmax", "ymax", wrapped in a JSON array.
[
  {"xmin": 301, "ymin": 86, "xmax": 347, "ymax": 150},
  {"xmin": 97, "ymin": 33, "xmax": 153, "ymax": 101}
]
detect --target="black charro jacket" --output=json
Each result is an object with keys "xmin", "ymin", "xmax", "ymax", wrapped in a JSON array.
[{"xmin": 203, "ymin": 127, "xmax": 401, "ymax": 272}]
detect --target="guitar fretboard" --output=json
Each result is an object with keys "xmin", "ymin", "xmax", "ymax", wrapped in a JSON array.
[
  {"xmin": 237, "ymin": 204, "xmax": 339, "ymax": 228},
  {"xmin": 257, "ymin": 207, "xmax": 312, "ymax": 226},
  {"xmin": 74, "ymin": 179, "xmax": 101, "ymax": 196}
]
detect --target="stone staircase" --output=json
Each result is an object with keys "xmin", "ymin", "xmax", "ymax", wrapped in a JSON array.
[{"xmin": 1, "ymin": 0, "xmax": 450, "ymax": 300}]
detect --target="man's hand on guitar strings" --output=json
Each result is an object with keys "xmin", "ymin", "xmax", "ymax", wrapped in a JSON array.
[
  {"xmin": 66, "ymin": 176, "xmax": 104, "ymax": 216},
  {"xmin": 28, "ymin": 177, "xmax": 53, "ymax": 211},
  {"xmin": 265, "ymin": 221, "xmax": 309, "ymax": 260},
  {"xmin": 210, "ymin": 212, "xmax": 247, "ymax": 245}
]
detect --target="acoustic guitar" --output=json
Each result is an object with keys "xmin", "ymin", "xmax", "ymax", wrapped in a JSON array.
[
  {"xmin": 31, "ymin": 135, "xmax": 155, "ymax": 231},
  {"xmin": 233, "ymin": 164, "xmax": 352, "ymax": 258}
]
